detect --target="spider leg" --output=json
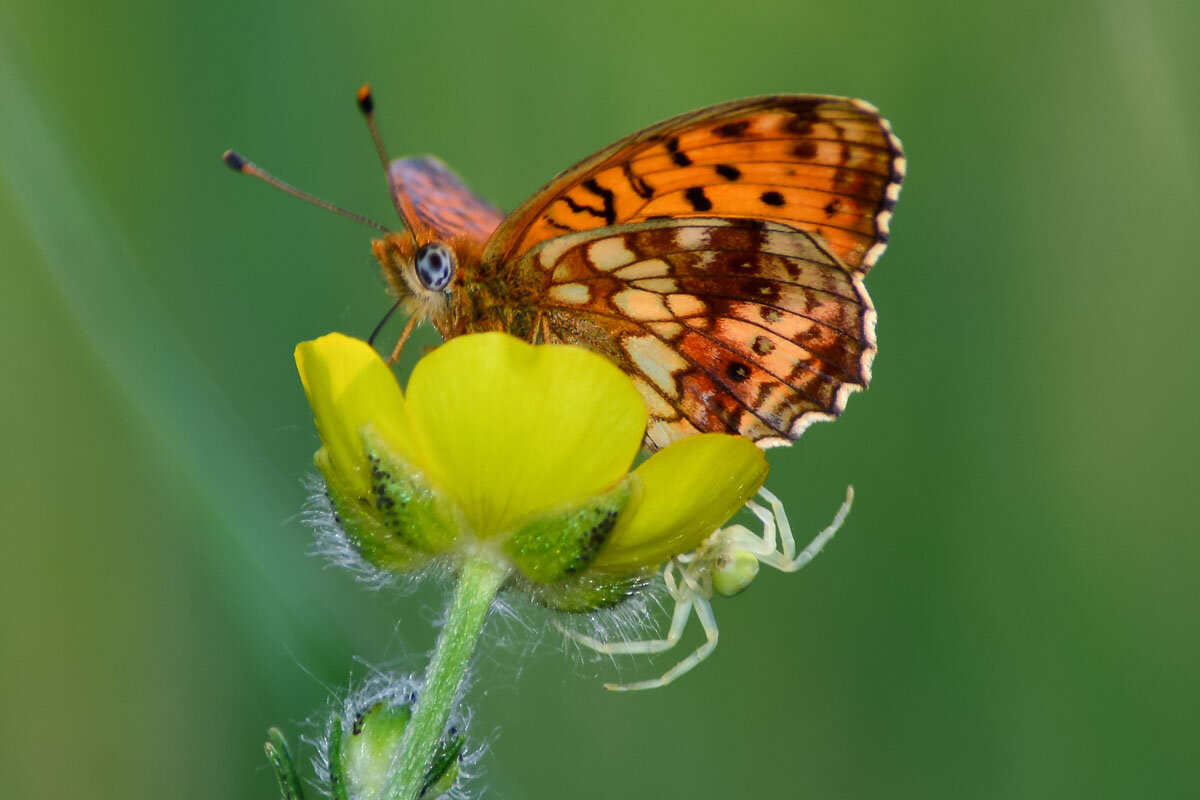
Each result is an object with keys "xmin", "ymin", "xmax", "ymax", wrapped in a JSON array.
[
  {"xmin": 756, "ymin": 486, "xmax": 793, "ymax": 559},
  {"xmin": 757, "ymin": 485, "xmax": 854, "ymax": 573},
  {"xmin": 605, "ymin": 595, "xmax": 719, "ymax": 692},
  {"xmin": 743, "ymin": 499, "xmax": 779, "ymax": 554},
  {"xmin": 560, "ymin": 591, "xmax": 694, "ymax": 656}
]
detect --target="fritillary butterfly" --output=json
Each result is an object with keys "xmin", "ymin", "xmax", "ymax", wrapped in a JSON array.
[{"xmin": 227, "ymin": 87, "xmax": 904, "ymax": 450}]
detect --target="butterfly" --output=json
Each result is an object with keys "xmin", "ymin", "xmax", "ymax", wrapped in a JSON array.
[{"xmin": 226, "ymin": 86, "xmax": 904, "ymax": 451}]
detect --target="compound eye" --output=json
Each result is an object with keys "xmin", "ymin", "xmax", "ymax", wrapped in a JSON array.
[{"xmin": 414, "ymin": 242, "xmax": 454, "ymax": 291}]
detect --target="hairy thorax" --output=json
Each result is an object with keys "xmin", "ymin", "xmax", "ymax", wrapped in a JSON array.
[{"xmin": 452, "ymin": 268, "xmax": 540, "ymax": 339}]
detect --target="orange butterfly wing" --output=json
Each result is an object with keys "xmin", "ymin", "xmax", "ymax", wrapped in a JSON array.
[
  {"xmin": 389, "ymin": 157, "xmax": 504, "ymax": 243},
  {"xmin": 460, "ymin": 96, "xmax": 902, "ymax": 450},
  {"xmin": 483, "ymin": 95, "xmax": 904, "ymax": 275},
  {"xmin": 506, "ymin": 218, "xmax": 874, "ymax": 449}
]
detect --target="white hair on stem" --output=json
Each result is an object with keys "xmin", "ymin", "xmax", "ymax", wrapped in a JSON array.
[{"xmin": 303, "ymin": 668, "xmax": 485, "ymax": 800}]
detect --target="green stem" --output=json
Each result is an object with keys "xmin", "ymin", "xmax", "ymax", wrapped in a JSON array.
[{"xmin": 386, "ymin": 556, "xmax": 507, "ymax": 800}]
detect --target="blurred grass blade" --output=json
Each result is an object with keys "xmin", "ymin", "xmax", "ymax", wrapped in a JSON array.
[{"xmin": 0, "ymin": 49, "xmax": 351, "ymax": 691}]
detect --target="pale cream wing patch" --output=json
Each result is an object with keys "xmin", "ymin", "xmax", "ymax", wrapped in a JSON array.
[{"xmin": 514, "ymin": 217, "xmax": 876, "ymax": 450}]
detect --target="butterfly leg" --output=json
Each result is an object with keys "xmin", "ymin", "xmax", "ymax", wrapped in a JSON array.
[
  {"xmin": 605, "ymin": 595, "xmax": 719, "ymax": 692},
  {"xmin": 527, "ymin": 311, "xmax": 545, "ymax": 344},
  {"xmin": 386, "ymin": 314, "xmax": 418, "ymax": 365}
]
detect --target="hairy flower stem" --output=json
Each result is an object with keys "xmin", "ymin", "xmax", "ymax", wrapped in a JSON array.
[{"xmin": 387, "ymin": 556, "xmax": 507, "ymax": 800}]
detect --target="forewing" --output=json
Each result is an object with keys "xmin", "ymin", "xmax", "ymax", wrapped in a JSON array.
[
  {"xmin": 390, "ymin": 157, "xmax": 505, "ymax": 243},
  {"xmin": 484, "ymin": 95, "xmax": 904, "ymax": 275},
  {"xmin": 520, "ymin": 218, "xmax": 875, "ymax": 450}
]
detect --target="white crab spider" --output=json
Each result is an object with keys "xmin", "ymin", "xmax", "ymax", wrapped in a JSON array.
[{"xmin": 564, "ymin": 485, "xmax": 854, "ymax": 692}]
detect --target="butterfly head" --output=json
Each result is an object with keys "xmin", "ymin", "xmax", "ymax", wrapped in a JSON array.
[
  {"xmin": 413, "ymin": 241, "xmax": 454, "ymax": 291},
  {"xmin": 371, "ymin": 232, "xmax": 477, "ymax": 336}
]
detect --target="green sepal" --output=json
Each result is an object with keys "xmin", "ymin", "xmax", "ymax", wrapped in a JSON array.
[
  {"xmin": 422, "ymin": 726, "xmax": 465, "ymax": 798},
  {"xmin": 527, "ymin": 569, "xmax": 653, "ymax": 612},
  {"xmin": 264, "ymin": 727, "xmax": 307, "ymax": 800},
  {"xmin": 317, "ymin": 450, "xmax": 427, "ymax": 573},
  {"xmin": 326, "ymin": 710, "xmax": 349, "ymax": 800},
  {"xmin": 362, "ymin": 430, "xmax": 461, "ymax": 556},
  {"xmin": 505, "ymin": 474, "xmax": 638, "ymax": 583}
]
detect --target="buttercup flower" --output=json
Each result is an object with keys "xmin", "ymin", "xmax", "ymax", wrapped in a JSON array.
[{"xmin": 295, "ymin": 331, "xmax": 768, "ymax": 609}]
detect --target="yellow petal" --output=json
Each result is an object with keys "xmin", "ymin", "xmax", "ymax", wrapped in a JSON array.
[
  {"xmin": 294, "ymin": 333, "xmax": 422, "ymax": 495},
  {"xmin": 404, "ymin": 333, "xmax": 646, "ymax": 539},
  {"xmin": 590, "ymin": 434, "xmax": 768, "ymax": 571}
]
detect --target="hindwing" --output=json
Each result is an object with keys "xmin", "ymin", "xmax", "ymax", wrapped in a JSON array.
[{"xmin": 514, "ymin": 217, "xmax": 875, "ymax": 450}]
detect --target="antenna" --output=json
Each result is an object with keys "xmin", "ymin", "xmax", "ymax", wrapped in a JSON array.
[
  {"xmin": 368, "ymin": 299, "xmax": 402, "ymax": 346},
  {"xmin": 366, "ymin": 298, "xmax": 417, "ymax": 364},
  {"xmin": 221, "ymin": 150, "xmax": 394, "ymax": 234},
  {"xmin": 356, "ymin": 84, "xmax": 390, "ymax": 173},
  {"xmin": 355, "ymin": 84, "xmax": 421, "ymax": 233}
]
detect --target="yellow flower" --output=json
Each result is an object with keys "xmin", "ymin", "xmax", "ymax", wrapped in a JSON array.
[{"xmin": 295, "ymin": 332, "xmax": 767, "ymax": 610}]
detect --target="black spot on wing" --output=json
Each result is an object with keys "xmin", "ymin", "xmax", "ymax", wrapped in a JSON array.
[
  {"xmin": 541, "ymin": 214, "xmax": 573, "ymax": 232},
  {"xmin": 581, "ymin": 178, "xmax": 617, "ymax": 225},
  {"xmin": 666, "ymin": 136, "xmax": 692, "ymax": 167},
  {"xmin": 561, "ymin": 195, "xmax": 608, "ymax": 221},
  {"xmin": 714, "ymin": 120, "xmax": 751, "ymax": 138},
  {"xmin": 792, "ymin": 141, "xmax": 818, "ymax": 159},
  {"xmin": 782, "ymin": 117, "xmax": 815, "ymax": 136},
  {"xmin": 685, "ymin": 187, "xmax": 713, "ymax": 211},
  {"xmin": 714, "ymin": 164, "xmax": 741, "ymax": 181},
  {"xmin": 761, "ymin": 191, "xmax": 785, "ymax": 207},
  {"xmin": 622, "ymin": 161, "xmax": 654, "ymax": 199}
]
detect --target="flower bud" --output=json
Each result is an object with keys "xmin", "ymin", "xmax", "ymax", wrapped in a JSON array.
[{"xmin": 328, "ymin": 690, "xmax": 464, "ymax": 800}]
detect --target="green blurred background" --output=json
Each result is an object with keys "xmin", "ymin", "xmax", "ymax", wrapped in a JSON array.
[{"xmin": 3, "ymin": 0, "xmax": 1198, "ymax": 797}]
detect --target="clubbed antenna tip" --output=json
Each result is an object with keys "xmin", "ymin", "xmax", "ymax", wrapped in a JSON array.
[
  {"xmin": 356, "ymin": 83, "xmax": 374, "ymax": 114},
  {"xmin": 222, "ymin": 149, "xmax": 247, "ymax": 171}
]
